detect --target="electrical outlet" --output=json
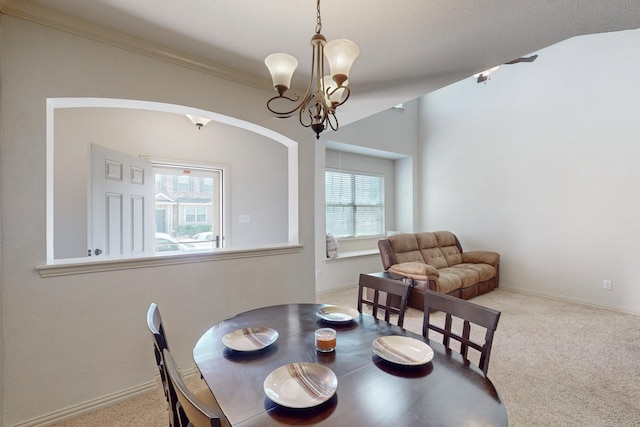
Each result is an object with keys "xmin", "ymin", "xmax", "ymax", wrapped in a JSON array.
[{"xmin": 603, "ymin": 280, "xmax": 612, "ymax": 290}]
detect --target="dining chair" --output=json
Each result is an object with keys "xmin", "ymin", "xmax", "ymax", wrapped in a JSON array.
[
  {"xmin": 357, "ymin": 273, "xmax": 411, "ymax": 327},
  {"xmin": 147, "ymin": 303, "xmax": 180, "ymax": 427},
  {"xmin": 422, "ymin": 289, "xmax": 501, "ymax": 375},
  {"xmin": 163, "ymin": 349, "xmax": 230, "ymax": 427}
]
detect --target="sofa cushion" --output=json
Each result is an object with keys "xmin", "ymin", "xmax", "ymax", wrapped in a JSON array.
[
  {"xmin": 439, "ymin": 266, "xmax": 480, "ymax": 289},
  {"xmin": 388, "ymin": 234, "xmax": 425, "ymax": 264},
  {"xmin": 434, "ymin": 231, "xmax": 462, "ymax": 266},
  {"xmin": 440, "ymin": 245, "xmax": 463, "ymax": 266},
  {"xmin": 435, "ymin": 271, "xmax": 463, "ymax": 293},
  {"xmin": 462, "ymin": 251, "xmax": 500, "ymax": 266},
  {"xmin": 413, "ymin": 232, "xmax": 445, "ymax": 268},
  {"xmin": 419, "ymin": 247, "xmax": 448, "ymax": 269},
  {"xmin": 388, "ymin": 261, "xmax": 439, "ymax": 281},
  {"xmin": 456, "ymin": 263, "xmax": 496, "ymax": 282},
  {"xmin": 415, "ymin": 232, "xmax": 438, "ymax": 248}
]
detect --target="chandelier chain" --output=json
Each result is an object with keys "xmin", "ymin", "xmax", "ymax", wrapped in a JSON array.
[{"xmin": 315, "ymin": 0, "xmax": 322, "ymax": 34}]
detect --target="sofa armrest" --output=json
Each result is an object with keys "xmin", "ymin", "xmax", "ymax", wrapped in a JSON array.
[
  {"xmin": 378, "ymin": 239, "xmax": 397, "ymax": 270},
  {"xmin": 462, "ymin": 251, "xmax": 500, "ymax": 266},
  {"xmin": 388, "ymin": 261, "xmax": 440, "ymax": 281}
]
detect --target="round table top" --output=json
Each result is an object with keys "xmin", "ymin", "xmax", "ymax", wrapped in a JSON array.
[{"xmin": 194, "ymin": 303, "xmax": 507, "ymax": 426}]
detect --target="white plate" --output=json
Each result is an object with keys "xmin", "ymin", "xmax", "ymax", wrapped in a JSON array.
[
  {"xmin": 372, "ymin": 336, "xmax": 434, "ymax": 366},
  {"xmin": 264, "ymin": 363, "xmax": 337, "ymax": 408},
  {"xmin": 222, "ymin": 327, "xmax": 279, "ymax": 351},
  {"xmin": 316, "ymin": 305, "xmax": 360, "ymax": 323}
]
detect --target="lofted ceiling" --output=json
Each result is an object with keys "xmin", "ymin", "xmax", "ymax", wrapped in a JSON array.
[{"xmin": 3, "ymin": 0, "xmax": 640, "ymax": 125}]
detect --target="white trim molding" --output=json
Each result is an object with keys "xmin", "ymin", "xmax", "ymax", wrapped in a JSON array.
[
  {"xmin": 38, "ymin": 244, "xmax": 303, "ymax": 278},
  {"xmin": 0, "ymin": 0, "xmax": 269, "ymax": 92},
  {"xmin": 501, "ymin": 286, "xmax": 640, "ymax": 316},
  {"xmin": 12, "ymin": 381, "xmax": 156, "ymax": 427},
  {"xmin": 11, "ymin": 365, "xmax": 202, "ymax": 427}
]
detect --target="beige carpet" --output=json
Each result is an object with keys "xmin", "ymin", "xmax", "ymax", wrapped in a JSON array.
[{"xmin": 52, "ymin": 288, "xmax": 640, "ymax": 426}]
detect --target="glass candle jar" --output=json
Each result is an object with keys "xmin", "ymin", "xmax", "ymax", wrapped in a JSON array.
[{"xmin": 315, "ymin": 328, "xmax": 337, "ymax": 352}]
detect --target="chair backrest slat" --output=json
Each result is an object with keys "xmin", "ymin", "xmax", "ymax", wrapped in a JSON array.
[
  {"xmin": 358, "ymin": 274, "xmax": 411, "ymax": 327},
  {"xmin": 422, "ymin": 290, "xmax": 501, "ymax": 375},
  {"xmin": 163, "ymin": 349, "xmax": 223, "ymax": 427},
  {"xmin": 147, "ymin": 303, "xmax": 181, "ymax": 426}
]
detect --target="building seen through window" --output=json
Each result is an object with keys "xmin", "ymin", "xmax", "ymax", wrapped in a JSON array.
[{"xmin": 154, "ymin": 165, "xmax": 223, "ymax": 251}]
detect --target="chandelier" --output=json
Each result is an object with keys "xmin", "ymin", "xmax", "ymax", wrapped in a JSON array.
[{"xmin": 264, "ymin": 0, "xmax": 359, "ymax": 139}]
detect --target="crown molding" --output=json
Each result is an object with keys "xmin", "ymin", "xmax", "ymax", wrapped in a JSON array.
[{"xmin": 0, "ymin": 0, "xmax": 271, "ymax": 92}]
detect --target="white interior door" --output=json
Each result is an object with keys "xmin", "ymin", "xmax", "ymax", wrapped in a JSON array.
[{"xmin": 90, "ymin": 144, "xmax": 154, "ymax": 257}]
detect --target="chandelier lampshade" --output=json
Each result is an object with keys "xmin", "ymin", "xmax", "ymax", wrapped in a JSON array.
[
  {"xmin": 323, "ymin": 75, "xmax": 348, "ymax": 105},
  {"xmin": 265, "ymin": 0, "xmax": 359, "ymax": 139},
  {"xmin": 324, "ymin": 39, "xmax": 359, "ymax": 87},
  {"xmin": 265, "ymin": 53, "xmax": 298, "ymax": 95}
]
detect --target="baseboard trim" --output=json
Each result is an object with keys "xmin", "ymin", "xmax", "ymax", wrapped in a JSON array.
[
  {"xmin": 500, "ymin": 286, "xmax": 640, "ymax": 316},
  {"xmin": 315, "ymin": 284, "xmax": 639, "ymax": 316},
  {"xmin": 12, "ymin": 382, "xmax": 156, "ymax": 427},
  {"xmin": 12, "ymin": 366, "xmax": 201, "ymax": 427},
  {"xmin": 316, "ymin": 284, "xmax": 357, "ymax": 296}
]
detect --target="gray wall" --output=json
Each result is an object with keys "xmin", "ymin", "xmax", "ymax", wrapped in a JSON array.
[
  {"xmin": 3, "ymin": 9, "xmax": 639, "ymax": 427},
  {"xmin": 0, "ymin": 15, "xmax": 315, "ymax": 426},
  {"xmin": 315, "ymin": 101, "xmax": 421, "ymax": 293},
  {"xmin": 418, "ymin": 29, "xmax": 640, "ymax": 314},
  {"xmin": 325, "ymin": 149, "xmax": 396, "ymax": 234},
  {"xmin": 54, "ymin": 107, "xmax": 289, "ymax": 258}
]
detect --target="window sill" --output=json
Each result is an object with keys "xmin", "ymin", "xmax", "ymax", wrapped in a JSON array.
[
  {"xmin": 37, "ymin": 244, "xmax": 303, "ymax": 278},
  {"xmin": 326, "ymin": 249, "xmax": 379, "ymax": 261}
]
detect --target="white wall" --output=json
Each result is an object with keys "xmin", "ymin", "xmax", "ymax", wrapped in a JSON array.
[
  {"xmin": 53, "ymin": 107, "xmax": 289, "ymax": 258},
  {"xmin": 314, "ymin": 101, "xmax": 421, "ymax": 293},
  {"xmin": 315, "ymin": 150, "xmax": 396, "ymax": 293},
  {"xmin": 418, "ymin": 29, "xmax": 640, "ymax": 314},
  {"xmin": 0, "ymin": 16, "xmax": 317, "ymax": 426},
  {"xmin": 325, "ymin": 149, "xmax": 396, "ymax": 234}
]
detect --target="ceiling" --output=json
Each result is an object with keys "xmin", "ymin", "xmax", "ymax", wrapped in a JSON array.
[{"xmin": 4, "ymin": 0, "xmax": 640, "ymax": 125}]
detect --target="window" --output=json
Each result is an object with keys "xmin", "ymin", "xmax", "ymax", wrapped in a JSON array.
[
  {"xmin": 325, "ymin": 169, "xmax": 384, "ymax": 238},
  {"xmin": 183, "ymin": 205, "xmax": 209, "ymax": 223},
  {"xmin": 154, "ymin": 164, "xmax": 223, "ymax": 249},
  {"xmin": 203, "ymin": 177, "xmax": 214, "ymax": 193},
  {"xmin": 176, "ymin": 175, "xmax": 190, "ymax": 192}
]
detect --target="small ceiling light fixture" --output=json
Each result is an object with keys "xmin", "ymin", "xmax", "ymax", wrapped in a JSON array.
[
  {"xmin": 185, "ymin": 114, "xmax": 212, "ymax": 130},
  {"xmin": 264, "ymin": 0, "xmax": 359, "ymax": 139},
  {"xmin": 474, "ymin": 66, "xmax": 500, "ymax": 84},
  {"xmin": 473, "ymin": 55, "xmax": 538, "ymax": 84}
]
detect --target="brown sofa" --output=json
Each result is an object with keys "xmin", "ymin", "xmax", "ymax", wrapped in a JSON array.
[{"xmin": 378, "ymin": 231, "xmax": 500, "ymax": 310}]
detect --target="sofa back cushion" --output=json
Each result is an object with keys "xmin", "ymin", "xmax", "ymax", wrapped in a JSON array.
[
  {"xmin": 386, "ymin": 231, "xmax": 464, "ymax": 268},
  {"xmin": 434, "ymin": 231, "xmax": 462, "ymax": 266},
  {"xmin": 388, "ymin": 234, "xmax": 425, "ymax": 264},
  {"xmin": 415, "ymin": 232, "xmax": 448, "ymax": 268}
]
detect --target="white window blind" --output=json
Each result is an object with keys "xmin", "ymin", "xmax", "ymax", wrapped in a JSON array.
[{"xmin": 325, "ymin": 169, "xmax": 384, "ymax": 238}]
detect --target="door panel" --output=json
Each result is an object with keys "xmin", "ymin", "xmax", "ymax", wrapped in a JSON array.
[
  {"xmin": 91, "ymin": 144, "xmax": 153, "ymax": 257},
  {"xmin": 105, "ymin": 192, "xmax": 123, "ymax": 255},
  {"xmin": 131, "ymin": 194, "xmax": 145, "ymax": 254}
]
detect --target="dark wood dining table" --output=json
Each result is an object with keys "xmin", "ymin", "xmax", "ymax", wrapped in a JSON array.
[{"xmin": 193, "ymin": 303, "xmax": 508, "ymax": 426}]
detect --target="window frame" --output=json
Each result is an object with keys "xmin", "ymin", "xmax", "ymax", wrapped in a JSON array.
[
  {"xmin": 150, "ymin": 159, "xmax": 226, "ymax": 249},
  {"xmin": 325, "ymin": 168, "xmax": 386, "ymax": 239}
]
